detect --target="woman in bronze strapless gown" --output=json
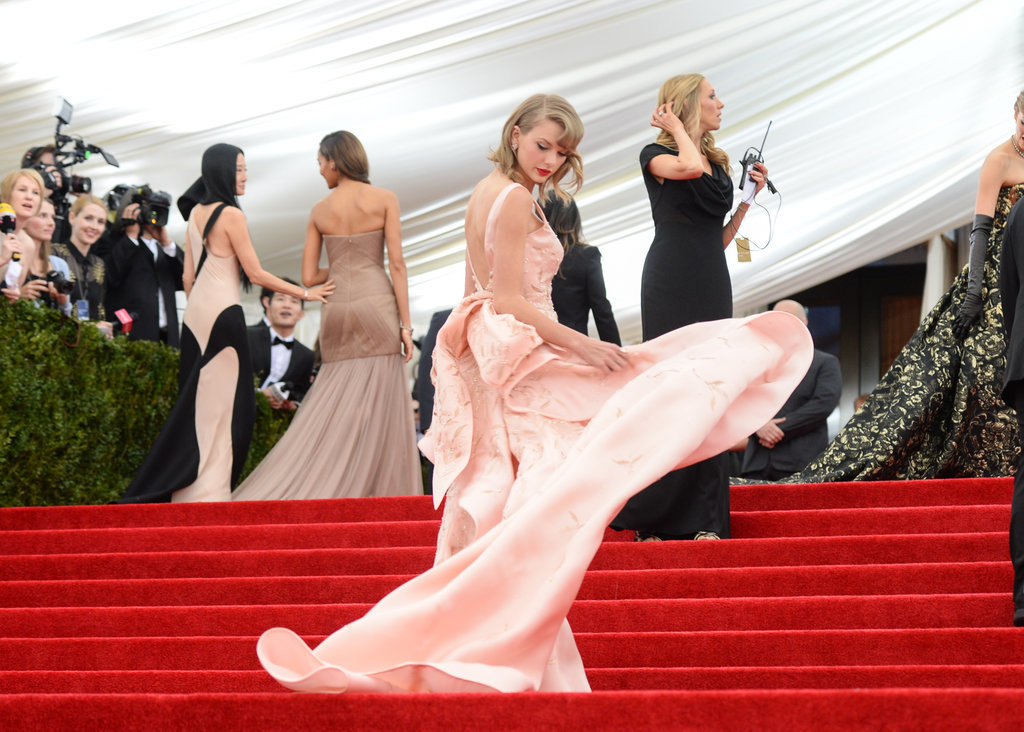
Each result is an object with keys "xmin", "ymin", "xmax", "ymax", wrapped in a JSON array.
[{"xmin": 233, "ymin": 131, "xmax": 421, "ymax": 499}]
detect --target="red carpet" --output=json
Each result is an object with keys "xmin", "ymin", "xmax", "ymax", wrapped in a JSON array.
[{"xmin": 2, "ymin": 477, "xmax": 1022, "ymax": 729}]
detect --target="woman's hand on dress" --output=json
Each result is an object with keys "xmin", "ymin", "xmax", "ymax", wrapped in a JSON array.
[
  {"xmin": 306, "ymin": 280, "xmax": 336, "ymax": 303},
  {"xmin": 400, "ymin": 328, "xmax": 414, "ymax": 363},
  {"xmin": 574, "ymin": 336, "xmax": 629, "ymax": 374},
  {"xmin": 650, "ymin": 102, "xmax": 685, "ymax": 137}
]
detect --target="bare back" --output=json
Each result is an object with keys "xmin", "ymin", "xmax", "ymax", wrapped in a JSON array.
[
  {"xmin": 465, "ymin": 171, "xmax": 544, "ymax": 291},
  {"xmin": 187, "ymin": 203, "xmax": 230, "ymax": 258},
  {"xmin": 312, "ymin": 181, "xmax": 391, "ymax": 236}
]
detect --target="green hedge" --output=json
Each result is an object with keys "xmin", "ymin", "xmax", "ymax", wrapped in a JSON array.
[{"xmin": 0, "ymin": 300, "xmax": 293, "ymax": 506}]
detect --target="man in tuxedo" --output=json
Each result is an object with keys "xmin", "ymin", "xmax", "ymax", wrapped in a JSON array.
[
  {"xmin": 741, "ymin": 299, "xmax": 841, "ymax": 481},
  {"xmin": 101, "ymin": 199, "xmax": 184, "ymax": 345},
  {"xmin": 248, "ymin": 278, "xmax": 315, "ymax": 411}
]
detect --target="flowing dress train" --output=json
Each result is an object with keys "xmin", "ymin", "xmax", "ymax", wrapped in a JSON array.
[{"xmin": 255, "ymin": 183, "xmax": 812, "ymax": 693}]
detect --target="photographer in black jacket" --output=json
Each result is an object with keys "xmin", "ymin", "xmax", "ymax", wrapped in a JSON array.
[{"xmin": 100, "ymin": 185, "xmax": 183, "ymax": 345}]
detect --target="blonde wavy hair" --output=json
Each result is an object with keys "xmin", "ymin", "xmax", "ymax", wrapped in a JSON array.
[
  {"xmin": 489, "ymin": 94, "xmax": 584, "ymax": 197},
  {"xmin": 654, "ymin": 74, "xmax": 730, "ymax": 171},
  {"xmin": 1016, "ymin": 89, "xmax": 1024, "ymax": 115},
  {"xmin": 0, "ymin": 168, "xmax": 46, "ymax": 216}
]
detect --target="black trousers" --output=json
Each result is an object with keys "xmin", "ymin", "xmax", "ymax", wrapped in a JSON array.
[{"xmin": 1011, "ymin": 390, "xmax": 1024, "ymax": 611}]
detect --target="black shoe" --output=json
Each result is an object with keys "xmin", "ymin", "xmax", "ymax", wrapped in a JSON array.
[{"xmin": 1014, "ymin": 606, "xmax": 1024, "ymax": 627}]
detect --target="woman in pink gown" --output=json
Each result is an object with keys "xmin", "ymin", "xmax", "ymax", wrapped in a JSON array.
[{"xmin": 256, "ymin": 94, "xmax": 812, "ymax": 693}]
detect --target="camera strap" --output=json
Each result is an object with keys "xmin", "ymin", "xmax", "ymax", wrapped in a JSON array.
[{"xmin": 194, "ymin": 202, "xmax": 229, "ymax": 279}]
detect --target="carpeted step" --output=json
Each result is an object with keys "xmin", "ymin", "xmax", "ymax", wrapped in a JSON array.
[
  {"xmin": 730, "ymin": 477, "xmax": 1012, "ymax": 511},
  {"xmin": 0, "ymin": 532, "xmax": 1005, "ymax": 581},
  {"xmin": 2, "ymin": 504, "xmax": 1007, "ymax": 556},
  {"xmin": 0, "ymin": 562, "xmax": 1010, "ymax": 608},
  {"xmin": 4, "ymin": 628, "xmax": 1024, "ymax": 672},
  {"xmin": 5, "ymin": 664, "xmax": 1024, "ymax": 695},
  {"xmin": 1, "ymin": 477, "xmax": 1009, "ymax": 533},
  {"xmin": 4, "ymin": 688, "xmax": 1024, "ymax": 731},
  {"xmin": 1, "ymin": 594, "xmax": 1011, "ymax": 639},
  {"xmin": 0, "ymin": 496, "xmax": 439, "ymax": 531},
  {"xmin": 0, "ymin": 522, "xmax": 631, "ymax": 556},
  {"xmin": 731, "ymin": 504, "xmax": 1008, "ymax": 537}
]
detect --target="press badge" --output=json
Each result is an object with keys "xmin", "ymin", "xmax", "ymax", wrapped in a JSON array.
[
  {"xmin": 735, "ymin": 237, "xmax": 752, "ymax": 263},
  {"xmin": 75, "ymin": 299, "xmax": 90, "ymax": 320}
]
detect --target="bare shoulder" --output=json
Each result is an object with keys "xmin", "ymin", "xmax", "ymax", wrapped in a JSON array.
[
  {"xmin": 219, "ymin": 205, "xmax": 245, "ymax": 222},
  {"xmin": 981, "ymin": 144, "xmax": 1012, "ymax": 176}
]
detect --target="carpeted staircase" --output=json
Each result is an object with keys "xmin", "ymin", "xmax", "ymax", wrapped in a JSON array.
[{"xmin": 2, "ymin": 477, "xmax": 1023, "ymax": 729}]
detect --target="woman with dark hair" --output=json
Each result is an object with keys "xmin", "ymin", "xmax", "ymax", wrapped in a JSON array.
[
  {"xmin": 541, "ymin": 192, "xmax": 620, "ymax": 344},
  {"xmin": 119, "ymin": 143, "xmax": 334, "ymax": 503},
  {"xmin": 233, "ymin": 130, "xmax": 421, "ymax": 499},
  {"xmin": 253, "ymin": 94, "xmax": 809, "ymax": 695}
]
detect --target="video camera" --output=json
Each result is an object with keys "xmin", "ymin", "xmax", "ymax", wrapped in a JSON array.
[
  {"xmin": 108, "ymin": 184, "xmax": 173, "ymax": 228},
  {"xmin": 24, "ymin": 98, "xmax": 119, "ymax": 243}
]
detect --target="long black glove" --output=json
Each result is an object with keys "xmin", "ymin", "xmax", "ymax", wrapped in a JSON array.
[{"xmin": 952, "ymin": 214, "xmax": 994, "ymax": 338}]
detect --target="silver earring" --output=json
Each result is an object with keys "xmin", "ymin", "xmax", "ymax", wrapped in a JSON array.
[{"xmin": 512, "ymin": 142, "xmax": 518, "ymax": 152}]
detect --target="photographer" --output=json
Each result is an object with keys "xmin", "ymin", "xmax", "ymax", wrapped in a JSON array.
[
  {"xmin": 3, "ymin": 198, "xmax": 73, "ymax": 315},
  {"xmin": 101, "ymin": 186, "xmax": 183, "ymax": 345},
  {"xmin": 51, "ymin": 194, "xmax": 111, "ymax": 333},
  {"xmin": 248, "ymin": 277, "xmax": 314, "ymax": 411}
]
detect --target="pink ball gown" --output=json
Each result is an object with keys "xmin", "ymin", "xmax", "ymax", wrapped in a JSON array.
[{"xmin": 256, "ymin": 182, "xmax": 813, "ymax": 693}]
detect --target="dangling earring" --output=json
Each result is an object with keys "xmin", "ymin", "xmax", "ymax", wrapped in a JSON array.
[{"xmin": 511, "ymin": 142, "xmax": 518, "ymax": 152}]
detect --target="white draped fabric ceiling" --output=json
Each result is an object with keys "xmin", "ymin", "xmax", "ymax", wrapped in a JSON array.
[{"xmin": 1, "ymin": 0, "xmax": 1022, "ymax": 342}]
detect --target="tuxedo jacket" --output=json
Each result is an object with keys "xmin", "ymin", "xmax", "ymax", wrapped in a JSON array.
[
  {"xmin": 742, "ymin": 348, "xmax": 842, "ymax": 477},
  {"xmin": 551, "ymin": 244, "xmax": 621, "ymax": 345},
  {"xmin": 247, "ymin": 322, "xmax": 315, "ymax": 402},
  {"xmin": 102, "ymin": 234, "xmax": 184, "ymax": 346},
  {"xmin": 1001, "ymin": 202, "xmax": 1024, "ymax": 404}
]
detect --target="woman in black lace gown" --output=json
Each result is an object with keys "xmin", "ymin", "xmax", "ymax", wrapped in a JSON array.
[
  {"xmin": 612, "ymin": 74, "xmax": 767, "ymax": 541},
  {"xmin": 785, "ymin": 92, "xmax": 1024, "ymax": 485}
]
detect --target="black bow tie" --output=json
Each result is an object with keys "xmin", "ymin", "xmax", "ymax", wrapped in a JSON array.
[{"xmin": 272, "ymin": 336, "xmax": 294, "ymax": 349}]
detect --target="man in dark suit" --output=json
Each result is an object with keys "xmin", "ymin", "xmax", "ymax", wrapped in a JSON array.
[
  {"xmin": 742, "ymin": 300, "xmax": 841, "ymax": 481},
  {"xmin": 413, "ymin": 308, "xmax": 453, "ymax": 495},
  {"xmin": 551, "ymin": 244, "xmax": 621, "ymax": 345},
  {"xmin": 101, "ymin": 200, "xmax": 184, "ymax": 345},
  {"xmin": 248, "ymin": 278, "xmax": 315, "ymax": 411},
  {"xmin": 998, "ymin": 203, "xmax": 1024, "ymax": 627}
]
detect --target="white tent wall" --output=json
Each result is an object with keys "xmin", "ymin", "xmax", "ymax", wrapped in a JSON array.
[{"xmin": 1, "ymin": 0, "xmax": 1022, "ymax": 346}]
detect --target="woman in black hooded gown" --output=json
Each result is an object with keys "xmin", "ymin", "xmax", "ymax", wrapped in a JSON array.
[{"xmin": 119, "ymin": 143, "xmax": 333, "ymax": 503}]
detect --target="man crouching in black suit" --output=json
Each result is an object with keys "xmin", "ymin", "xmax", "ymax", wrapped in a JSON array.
[
  {"xmin": 741, "ymin": 299, "xmax": 842, "ymax": 481},
  {"xmin": 249, "ymin": 278, "xmax": 315, "ymax": 411}
]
